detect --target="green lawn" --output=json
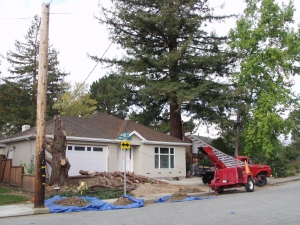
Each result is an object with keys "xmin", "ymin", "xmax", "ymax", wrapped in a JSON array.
[{"xmin": 0, "ymin": 186, "xmax": 30, "ymax": 206}]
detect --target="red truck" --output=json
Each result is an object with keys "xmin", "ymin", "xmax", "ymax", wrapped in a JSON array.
[{"xmin": 187, "ymin": 134, "xmax": 272, "ymax": 187}]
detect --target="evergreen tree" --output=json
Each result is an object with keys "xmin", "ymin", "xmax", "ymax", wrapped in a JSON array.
[
  {"xmin": 0, "ymin": 80, "xmax": 31, "ymax": 135},
  {"xmin": 4, "ymin": 15, "xmax": 68, "ymax": 133},
  {"xmin": 91, "ymin": 0, "xmax": 235, "ymax": 139},
  {"xmin": 89, "ymin": 74, "xmax": 132, "ymax": 119}
]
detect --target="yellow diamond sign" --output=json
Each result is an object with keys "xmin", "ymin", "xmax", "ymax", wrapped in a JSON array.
[{"xmin": 121, "ymin": 141, "xmax": 130, "ymax": 149}]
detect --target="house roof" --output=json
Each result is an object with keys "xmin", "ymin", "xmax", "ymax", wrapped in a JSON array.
[{"xmin": 0, "ymin": 113, "xmax": 187, "ymax": 144}]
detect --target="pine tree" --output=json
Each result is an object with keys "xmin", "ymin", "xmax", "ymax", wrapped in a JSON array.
[
  {"xmin": 4, "ymin": 15, "xmax": 68, "ymax": 133},
  {"xmin": 91, "ymin": 0, "xmax": 235, "ymax": 140}
]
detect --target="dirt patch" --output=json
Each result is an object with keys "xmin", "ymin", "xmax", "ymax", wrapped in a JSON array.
[
  {"xmin": 112, "ymin": 197, "xmax": 133, "ymax": 206},
  {"xmin": 130, "ymin": 182, "xmax": 205, "ymax": 197},
  {"xmin": 54, "ymin": 196, "xmax": 89, "ymax": 207},
  {"xmin": 167, "ymin": 192, "xmax": 189, "ymax": 201}
]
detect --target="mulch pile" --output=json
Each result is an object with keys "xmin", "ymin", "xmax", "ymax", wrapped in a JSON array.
[
  {"xmin": 112, "ymin": 197, "xmax": 133, "ymax": 206},
  {"xmin": 54, "ymin": 196, "xmax": 89, "ymax": 207}
]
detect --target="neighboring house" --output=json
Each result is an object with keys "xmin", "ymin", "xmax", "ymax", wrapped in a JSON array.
[
  {"xmin": 0, "ymin": 113, "xmax": 190, "ymax": 179},
  {"xmin": 0, "ymin": 143, "xmax": 6, "ymax": 158}
]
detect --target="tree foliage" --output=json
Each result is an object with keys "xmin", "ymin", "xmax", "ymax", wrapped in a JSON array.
[
  {"xmin": 92, "ymin": 0, "xmax": 235, "ymax": 139},
  {"xmin": 54, "ymin": 82, "xmax": 97, "ymax": 117},
  {"xmin": 2, "ymin": 15, "xmax": 68, "ymax": 135},
  {"xmin": 89, "ymin": 74, "xmax": 132, "ymax": 119},
  {"xmin": 0, "ymin": 80, "xmax": 31, "ymax": 135},
  {"xmin": 228, "ymin": 0, "xmax": 300, "ymax": 157}
]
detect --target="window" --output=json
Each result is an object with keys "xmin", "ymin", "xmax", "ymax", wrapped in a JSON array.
[
  {"xmin": 67, "ymin": 145, "xmax": 106, "ymax": 152},
  {"xmin": 74, "ymin": 146, "xmax": 85, "ymax": 151},
  {"xmin": 155, "ymin": 147, "xmax": 175, "ymax": 169},
  {"xmin": 93, "ymin": 147, "xmax": 103, "ymax": 152}
]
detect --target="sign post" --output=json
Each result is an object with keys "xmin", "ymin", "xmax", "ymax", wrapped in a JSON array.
[{"xmin": 119, "ymin": 133, "xmax": 131, "ymax": 196}]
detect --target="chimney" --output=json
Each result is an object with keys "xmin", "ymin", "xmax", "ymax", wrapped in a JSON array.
[{"xmin": 22, "ymin": 124, "xmax": 30, "ymax": 132}]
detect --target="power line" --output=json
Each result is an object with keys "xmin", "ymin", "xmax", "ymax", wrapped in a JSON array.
[{"xmin": 59, "ymin": 38, "xmax": 114, "ymax": 112}]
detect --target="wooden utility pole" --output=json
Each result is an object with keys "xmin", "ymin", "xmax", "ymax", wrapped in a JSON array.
[{"xmin": 34, "ymin": 3, "xmax": 50, "ymax": 208}]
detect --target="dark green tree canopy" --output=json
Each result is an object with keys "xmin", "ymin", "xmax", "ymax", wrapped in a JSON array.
[
  {"xmin": 1, "ymin": 15, "xmax": 68, "ymax": 135},
  {"xmin": 89, "ymin": 74, "xmax": 132, "ymax": 119},
  {"xmin": 91, "ymin": 0, "xmax": 235, "ymax": 139}
]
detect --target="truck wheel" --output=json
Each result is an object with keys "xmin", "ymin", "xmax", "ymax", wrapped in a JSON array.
[
  {"xmin": 256, "ymin": 174, "xmax": 267, "ymax": 187},
  {"xmin": 202, "ymin": 176, "xmax": 212, "ymax": 185},
  {"xmin": 245, "ymin": 177, "xmax": 254, "ymax": 192},
  {"xmin": 217, "ymin": 188, "xmax": 224, "ymax": 194}
]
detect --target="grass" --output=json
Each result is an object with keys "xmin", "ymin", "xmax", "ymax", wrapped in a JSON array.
[{"xmin": 0, "ymin": 186, "xmax": 30, "ymax": 206}]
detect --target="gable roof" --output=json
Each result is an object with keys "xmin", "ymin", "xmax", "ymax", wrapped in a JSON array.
[{"xmin": 0, "ymin": 113, "xmax": 186, "ymax": 144}]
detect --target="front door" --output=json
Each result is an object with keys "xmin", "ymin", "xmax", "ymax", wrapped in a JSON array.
[{"xmin": 118, "ymin": 147, "xmax": 133, "ymax": 172}]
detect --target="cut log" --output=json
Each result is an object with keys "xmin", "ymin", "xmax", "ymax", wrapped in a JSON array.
[
  {"xmin": 88, "ymin": 184, "xmax": 115, "ymax": 189},
  {"xmin": 105, "ymin": 178, "xmax": 113, "ymax": 186},
  {"xmin": 99, "ymin": 176, "xmax": 106, "ymax": 184},
  {"xmin": 79, "ymin": 170, "xmax": 90, "ymax": 175},
  {"xmin": 68, "ymin": 175, "xmax": 94, "ymax": 179}
]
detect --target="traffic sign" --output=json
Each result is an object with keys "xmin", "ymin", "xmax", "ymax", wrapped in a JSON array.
[
  {"xmin": 118, "ymin": 132, "xmax": 132, "ymax": 140},
  {"xmin": 121, "ymin": 141, "xmax": 130, "ymax": 149},
  {"xmin": 120, "ymin": 132, "xmax": 130, "ymax": 137},
  {"xmin": 118, "ymin": 136, "xmax": 132, "ymax": 140}
]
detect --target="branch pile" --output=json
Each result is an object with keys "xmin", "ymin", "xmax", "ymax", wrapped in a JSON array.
[{"xmin": 68, "ymin": 171, "xmax": 166, "ymax": 191}]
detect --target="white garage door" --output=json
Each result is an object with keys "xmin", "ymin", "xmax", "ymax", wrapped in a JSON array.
[{"xmin": 66, "ymin": 145, "xmax": 108, "ymax": 176}]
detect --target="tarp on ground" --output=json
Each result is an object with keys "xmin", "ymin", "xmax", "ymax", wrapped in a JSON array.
[
  {"xmin": 155, "ymin": 195, "xmax": 215, "ymax": 203},
  {"xmin": 45, "ymin": 195, "xmax": 144, "ymax": 213}
]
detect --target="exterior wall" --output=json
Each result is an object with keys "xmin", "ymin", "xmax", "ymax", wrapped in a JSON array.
[
  {"xmin": 132, "ymin": 145, "xmax": 142, "ymax": 175},
  {"xmin": 138, "ymin": 144, "xmax": 186, "ymax": 179},
  {"xmin": 6, "ymin": 140, "xmax": 35, "ymax": 167}
]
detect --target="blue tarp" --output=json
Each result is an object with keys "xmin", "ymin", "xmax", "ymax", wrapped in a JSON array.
[
  {"xmin": 45, "ymin": 195, "xmax": 144, "ymax": 213},
  {"xmin": 155, "ymin": 195, "xmax": 215, "ymax": 203}
]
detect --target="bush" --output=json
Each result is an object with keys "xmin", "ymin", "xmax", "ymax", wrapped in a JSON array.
[{"xmin": 252, "ymin": 153, "xmax": 288, "ymax": 178}]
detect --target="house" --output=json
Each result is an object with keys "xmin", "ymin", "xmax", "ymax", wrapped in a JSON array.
[{"xmin": 0, "ymin": 113, "xmax": 190, "ymax": 179}]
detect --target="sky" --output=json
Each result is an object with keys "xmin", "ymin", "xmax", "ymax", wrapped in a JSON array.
[{"xmin": 0, "ymin": 0, "xmax": 300, "ymax": 137}]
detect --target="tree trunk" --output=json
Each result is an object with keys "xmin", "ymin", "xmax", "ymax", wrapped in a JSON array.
[
  {"xmin": 170, "ymin": 101, "xmax": 183, "ymax": 140},
  {"xmin": 235, "ymin": 98, "xmax": 242, "ymax": 156},
  {"xmin": 48, "ymin": 115, "xmax": 70, "ymax": 186},
  {"xmin": 168, "ymin": 36, "xmax": 183, "ymax": 140}
]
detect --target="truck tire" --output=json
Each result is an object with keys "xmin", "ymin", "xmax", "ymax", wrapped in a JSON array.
[
  {"xmin": 217, "ymin": 188, "xmax": 224, "ymax": 194},
  {"xmin": 255, "ymin": 174, "xmax": 267, "ymax": 187},
  {"xmin": 245, "ymin": 177, "xmax": 254, "ymax": 192},
  {"xmin": 202, "ymin": 176, "xmax": 213, "ymax": 185}
]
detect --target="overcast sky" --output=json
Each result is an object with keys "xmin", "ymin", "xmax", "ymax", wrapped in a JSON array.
[{"xmin": 0, "ymin": 0, "xmax": 299, "ymax": 136}]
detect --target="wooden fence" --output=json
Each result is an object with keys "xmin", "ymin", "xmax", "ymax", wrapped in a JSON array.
[{"xmin": 0, "ymin": 159, "xmax": 35, "ymax": 192}]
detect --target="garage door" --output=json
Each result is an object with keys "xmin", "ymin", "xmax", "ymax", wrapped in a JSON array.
[{"xmin": 66, "ymin": 145, "xmax": 108, "ymax": 176}]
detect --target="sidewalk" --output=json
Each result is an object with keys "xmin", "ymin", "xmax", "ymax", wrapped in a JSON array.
[{"xmin": 1, "ymin": 173, "xmax": 300, "ymax": 218}]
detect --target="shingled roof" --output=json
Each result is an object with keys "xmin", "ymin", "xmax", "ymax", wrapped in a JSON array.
[{"xmin": 0, "ymin": 113, "xmax": 185, "ymax": 143}]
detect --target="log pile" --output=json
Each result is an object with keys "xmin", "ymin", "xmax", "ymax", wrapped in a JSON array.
[{"xmin": 68, "ymin": 171, "xmax": 166, "ymax": 191}]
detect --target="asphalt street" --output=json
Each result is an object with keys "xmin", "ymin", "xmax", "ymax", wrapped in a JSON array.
[{"xmin": 0, "ymin": 178, "xmax": 299, "ymax": 225}]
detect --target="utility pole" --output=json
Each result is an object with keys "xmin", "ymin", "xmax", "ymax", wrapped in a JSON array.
[{"xmin": 34, "ymin": 3, "xmax": 50, "ymax": 208}]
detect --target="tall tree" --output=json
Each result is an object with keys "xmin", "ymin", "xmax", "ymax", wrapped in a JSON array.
[
  {"xmin": 0, "ymin": 80, "xmax": 31, "ymax": 135},
  {"xmin": 228, "ymin": 0, "xmax": 300, "ymax": 157},
  {"xmin": 4, "ymin": 15, "xmax": 68, "ymax": 133},
  {"xmin": 54, "ymin": 82, "xmax": 97, "ymax": 117},
  {"xmin": 89, "ymin": 74, "xmax": 132, "ymax": 119},
  {"xmin": 91, "ymin": 0, "xmax": 235, "ymax": 140}
]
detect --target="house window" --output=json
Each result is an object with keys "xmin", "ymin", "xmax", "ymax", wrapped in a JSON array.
[
  {"xmin": 93, "ymin": 147, "xmax": 103, "ymax": 152},
  {"xmin": 74, "ymin": 146, "xmax": 85, "ymax": 151},
  {"xmin": 155, "ymin": 147, "xmax": 175, "ymax": 169}
]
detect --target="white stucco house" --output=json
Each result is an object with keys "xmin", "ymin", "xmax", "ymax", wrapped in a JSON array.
[{"xmin": 0, "ymin": 113, "xmax": 190, "ymax": 179}]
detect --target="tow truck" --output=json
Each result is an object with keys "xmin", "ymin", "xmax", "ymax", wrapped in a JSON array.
[{"xmin": 187, "ymin": 134, "xmax": 272, "ymax": 194}]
